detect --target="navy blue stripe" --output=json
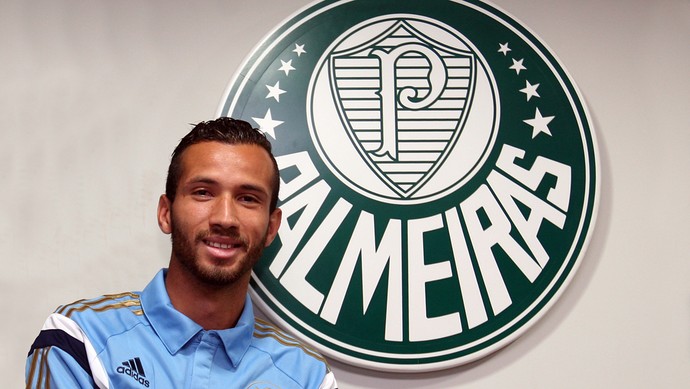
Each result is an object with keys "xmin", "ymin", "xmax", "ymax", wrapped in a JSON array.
[
  {"xmin": 28, "ymin": 329, "xmax": 91, "ymax": 376},
  {"xmin": 134, "ymin": 357, "xmax": 146, "ymax": 377}
]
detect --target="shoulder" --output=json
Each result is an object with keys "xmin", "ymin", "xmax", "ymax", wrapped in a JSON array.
[
  {"xmin": 252, "ymin": 317, "xmax": 327, "ymax": 364},
  {"xmin": 56, "ymin": 291, "xmax": 143, "ymax": 317},
  {"xmin": 251, "ymin": 318, "xmax": 332, "ymax": 381},
  {"xmin": 56, "ymin": 291, "xmax": 143, "ymax": 323},
  {"xmin": 27, "ymin": 292, "xmax": 147, "ymax": 388},
  {"xmin": 51, "ymin": 291, "xmax": 146, "ymax": 348}
]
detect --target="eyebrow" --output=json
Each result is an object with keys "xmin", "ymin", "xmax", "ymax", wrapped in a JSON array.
[
  {"xmin": 186, "ymin": 176, "xmax": 270, "ymax": 196},
  {"xmin": 187, "ymin": 177, "xmax": 217, "ymax": 185}
]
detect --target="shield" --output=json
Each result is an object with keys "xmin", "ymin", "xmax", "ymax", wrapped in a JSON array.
[{"xmin": 330, "ymin": 19, "xmax": 476, "ymax": 198}]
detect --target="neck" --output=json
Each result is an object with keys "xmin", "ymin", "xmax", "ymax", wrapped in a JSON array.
[{"xmin": 164, "ymin": 262, "xmax": 249, "ymax": 330}]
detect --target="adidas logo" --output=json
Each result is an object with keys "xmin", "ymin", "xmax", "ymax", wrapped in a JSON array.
[{"xmin": 116, "ymin": 357, "xmax": 150, "ymax": 387}]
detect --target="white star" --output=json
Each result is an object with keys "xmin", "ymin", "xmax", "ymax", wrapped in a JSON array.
[
  {"xmin": 293, "ymin": 43, "xmax": 306, "ymax": 57},
  {"xmin": 278, "ymin": 59, "xmax": 295, "ymax": 76},
  {"xmin": 252, "ymin": 109, "xmax": 283, "ymax": 139},
  {"xmin": 265, "ymin": 81, "xmax": 286, "ymax": 102},
  {"xmin": 523, "ymin": 108, "xmax": 554, "ymax": 139},
  {"xmin": 510, "ymin": 58, "xmax": 526, "ymax": 75},
  {"xmin": 520, "ymin": 80, "xmax": 540, "ymax": 101},
  {"xmin": 498, "ymin": 42, "xmax": 511, "ymax": 56}
]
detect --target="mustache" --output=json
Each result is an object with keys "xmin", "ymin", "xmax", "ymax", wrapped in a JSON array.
[{"xmin": 195, "ymin": 227, "xmax": 247, "ymax": 245}]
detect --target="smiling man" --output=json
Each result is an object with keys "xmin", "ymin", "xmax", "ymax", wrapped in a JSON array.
[{"xmin": 26, "ymin": 118, "xmax": 338, "ymax": 389}]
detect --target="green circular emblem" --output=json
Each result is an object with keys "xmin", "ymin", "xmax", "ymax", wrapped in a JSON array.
[{"xmin": 218, "ymin": 0, "xmax": 598, "ymax": 371}]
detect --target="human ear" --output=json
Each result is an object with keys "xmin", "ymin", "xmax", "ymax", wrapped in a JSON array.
[
  {"xmin": 265, "ymin": 208, "xmax": 282, "ymax": 247},
  {"xmin": 157, "ymin": 194, "xmax": 173, "ymax": 234}
]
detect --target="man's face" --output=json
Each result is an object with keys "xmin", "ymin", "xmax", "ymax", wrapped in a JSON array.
[{"xmin": 157, "ymin": 141, "xmax": 281, "ymax": 287}]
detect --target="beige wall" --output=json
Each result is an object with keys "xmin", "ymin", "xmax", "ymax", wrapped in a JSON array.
[{"xmin": 3, "ymin": 0, "xmax": 689, "ymax": 387}]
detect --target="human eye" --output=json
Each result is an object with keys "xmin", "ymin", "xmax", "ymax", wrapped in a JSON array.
[
  {"xmin": 238, "ymin": 194, "xmax": 260, "ymax": 204},
  {"xmin": 239, "ymin": 191, "xmax": 269, "ymax": 208},
  {"xmin": 237, "ymin": 185, "xmax": 269, "ymax": 207},
  {"xmin": 191, "ymin": 188, "xmax": 212, "ymax": 198}
]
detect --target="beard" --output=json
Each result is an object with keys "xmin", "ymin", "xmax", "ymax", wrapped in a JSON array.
[{"xmin": 170, "ymin": 213, "xmax": 267, "ymax": 287}]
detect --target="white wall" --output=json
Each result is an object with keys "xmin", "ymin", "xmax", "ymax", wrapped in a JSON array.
[{"xmin": 3, "ymin": 0, "xmax": 689, "ymax": 387}]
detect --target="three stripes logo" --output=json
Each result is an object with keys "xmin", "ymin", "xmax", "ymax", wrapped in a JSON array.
[{"xmin": 116, "ymin": 357, "xmax": 150, "ymax": 387}]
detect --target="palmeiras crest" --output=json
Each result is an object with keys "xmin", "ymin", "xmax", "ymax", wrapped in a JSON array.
[
  {"xmin": 329, "ymin": 19, "xmax": 476, "ymax": 198},
  {"xmin": 310, "ymin": 14, "xmax": 498, "ymax": 205}
]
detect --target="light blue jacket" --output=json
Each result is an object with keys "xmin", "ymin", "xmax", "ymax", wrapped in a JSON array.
[{"xmin": 26, "ymin": 269, "xmax": 337, "ymax": 388}]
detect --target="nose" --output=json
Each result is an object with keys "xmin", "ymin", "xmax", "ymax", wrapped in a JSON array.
[{"xmin": 209, "ymin": 195, "xmax": 239, "ymax": 229}]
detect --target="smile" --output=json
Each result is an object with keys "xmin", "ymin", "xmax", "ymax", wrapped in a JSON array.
[{"xmin": 205, "ymin": 241, "xmax": 240, "ymax": 249}]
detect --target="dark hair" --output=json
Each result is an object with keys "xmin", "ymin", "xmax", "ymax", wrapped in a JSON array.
[{"xmin": 165, "ymin": 117, "xmax": 280, "ymax": 211}]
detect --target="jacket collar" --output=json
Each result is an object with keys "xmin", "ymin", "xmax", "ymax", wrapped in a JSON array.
[{"xmin": 140, "ymin": 269, "xmax": 254, "ymax": 367}]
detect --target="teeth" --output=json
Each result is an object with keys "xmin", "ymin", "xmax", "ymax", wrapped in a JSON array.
[{"xmin": 208, "ymin": 241, "xmax": 234, "ymax": 249}]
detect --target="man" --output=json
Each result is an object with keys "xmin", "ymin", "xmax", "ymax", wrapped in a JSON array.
[{"xmin": 26, "ymin": 118, "xmax": 338, "ymax": 388}]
